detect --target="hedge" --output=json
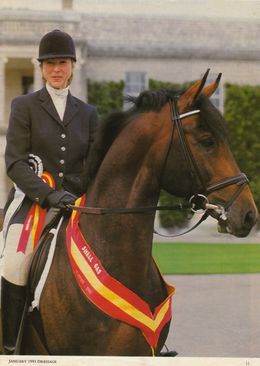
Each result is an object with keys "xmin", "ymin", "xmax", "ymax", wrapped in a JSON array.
[
  {"xmin": 224, "ymin": 84, "xmax": 260, "ymax": 226},
  {"xmin": 88, "ymin": 79, "xmax": 124, "ymax": 119}
]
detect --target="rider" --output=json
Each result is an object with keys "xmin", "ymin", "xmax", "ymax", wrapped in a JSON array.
[{"xmin": 1, "ymin": 29, "xmax": 99, "ymax": 354}]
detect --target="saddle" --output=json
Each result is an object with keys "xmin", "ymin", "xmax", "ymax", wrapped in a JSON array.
[{"xmin": 29, "ymin": 208, "xmax": 63, "ymax": 293}]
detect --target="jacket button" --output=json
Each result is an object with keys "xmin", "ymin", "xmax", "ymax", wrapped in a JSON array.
[
  {"xmin": 61, "ymin": 146, "xmax": 66, "ymax": 151},
  {"xmin": 59, "ymin": 172, "xmax": 64, "ymax": 178},
  {"xmin": 61, "ymin": 133, "xmax": 66, "ymax": 139},
  {"xmin": 60, "ymin": 159, "xmax": 65, "ymax": 164}
]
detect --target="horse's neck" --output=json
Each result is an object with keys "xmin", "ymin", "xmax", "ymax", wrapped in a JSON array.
[
  {"xmin": 80, "ymin": 112, "xmax": 170, "ymax": 291},
  {"xmin": 88, "ymin": 116, "xmax": 166, "ymax": 208},
  {"xmin": 90, "ymin": 157, "xmax": 159, "ymax": 208}
]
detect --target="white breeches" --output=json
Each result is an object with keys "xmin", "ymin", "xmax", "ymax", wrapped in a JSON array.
[{"xmin": 1, "ymin": 223, "xmax": 33, "ymax": 286}]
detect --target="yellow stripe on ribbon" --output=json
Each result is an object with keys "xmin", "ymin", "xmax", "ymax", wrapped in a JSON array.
[
  {"xmin": 71, "ymin": 239, "xmax": 171, "ymax": 332},
  {"xmin": 31, "ymin": 204, "xmax": 40, "ymax": 250}
]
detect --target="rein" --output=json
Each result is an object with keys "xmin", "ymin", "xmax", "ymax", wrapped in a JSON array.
[
  {"xmin": 67, "ymin": 203, "xmax": 190, "ymax": 215},
  {"xmin": 69, "ymin": 99, "xmax": 249, "ymax": 237}
]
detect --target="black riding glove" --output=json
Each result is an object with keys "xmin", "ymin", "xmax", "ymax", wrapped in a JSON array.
[{"xmin": 45, "ymin": 191, "xmax": 77, "ymax": 210}]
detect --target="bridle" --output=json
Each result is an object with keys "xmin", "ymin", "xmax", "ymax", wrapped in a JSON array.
[
  {"xmin": 169, "ymin": 97, "xmax": 248, "ymax": 218},
  {"xmin": 155, "ymin": 96, "xmax": 248, "ymax": 236},
  {"xmin": 69, "ymin": 97, "xmax": 249, "ymax": 236}
]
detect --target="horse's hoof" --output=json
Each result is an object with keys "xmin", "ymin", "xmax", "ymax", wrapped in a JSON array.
[{"xmin": 159, "ymin": 351, "xmax": 178, "ymax": 357}]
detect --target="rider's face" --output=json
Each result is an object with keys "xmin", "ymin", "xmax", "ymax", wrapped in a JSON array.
[{"xmin": 41, "ymin": 58, "xmax": 74, "ymax": 89}]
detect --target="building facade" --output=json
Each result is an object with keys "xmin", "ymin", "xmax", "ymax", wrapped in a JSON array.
[{"xmin": 0, "ymin": 1, "xmax": 260, "ymax": 204}]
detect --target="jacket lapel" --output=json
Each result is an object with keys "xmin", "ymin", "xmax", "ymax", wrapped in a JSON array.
[
  {"xmin": 63, "ymin": 92, "xmax": 79, "ymax": 126},
  {"xmin": 39, "ymin": 87, "xmax": 62, "ymax": 124}
]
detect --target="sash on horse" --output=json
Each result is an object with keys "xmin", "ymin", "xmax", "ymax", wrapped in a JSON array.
[
  {"xmin": 66, "ymin": 195, "xmax": 175, "ymax": 353},
  {"xmin": 17, "ymin": 187, "xmax": 175, "ymax": 355}
]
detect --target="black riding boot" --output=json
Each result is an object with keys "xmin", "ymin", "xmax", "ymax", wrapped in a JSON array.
[{"xmin": 1, "ymin": 277, "xmax": 27, "ymax": 355}]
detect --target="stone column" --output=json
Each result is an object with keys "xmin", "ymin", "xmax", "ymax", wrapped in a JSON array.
[
  {"xmin": 70, "ymin": 56, "xmax": 87, "ymax": 102},
  {"xmin": 32, "ymin": 58, "xmax": 43, "ymax": 92},
  {"xmin": 0, "ymin": 57, "xmax": 8, "ymax": 129}
]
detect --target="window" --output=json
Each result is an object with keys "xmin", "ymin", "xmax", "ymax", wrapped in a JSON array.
[
  {"xmin": 124, "ymin": 72, "xmax": 147, "ymax": 110},
  {"xmin": 22, "ymin": 76, "xmax": 33, "ymax": 95},
  {"xmin": 124, "ymin": 72, "xmax": 147, "ymax": 95}
]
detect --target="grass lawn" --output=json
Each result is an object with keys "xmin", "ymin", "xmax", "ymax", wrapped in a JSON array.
[{"xmin": 152, "ymin": 242, "xmax": 260, "ymax": 274}]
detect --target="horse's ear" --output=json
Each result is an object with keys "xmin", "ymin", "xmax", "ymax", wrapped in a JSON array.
[
  {"xmin": 178, "ymin": 70, "xmax": 222, "ymax": 110},
  {"xmin": 178, "ymin": 69, "xmax": 210, "ymax": 110},
  {"xmin": 202, "ymin": 73, "xmax": 222, "ymax": 97}
]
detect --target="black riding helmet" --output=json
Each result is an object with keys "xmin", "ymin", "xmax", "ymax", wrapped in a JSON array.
[{"xmin": 38, "ymin": 29, "xmax": 76, "ymax": 62}]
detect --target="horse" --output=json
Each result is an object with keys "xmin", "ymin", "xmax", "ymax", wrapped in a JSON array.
[{"xmin": 20, "ymin": 71, "xmax": 258, "ymax": 356}]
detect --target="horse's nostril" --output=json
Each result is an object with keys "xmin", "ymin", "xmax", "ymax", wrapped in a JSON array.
[{"xmin": 244, "ymin": 210, "xmax": 256, "ymax": 229}]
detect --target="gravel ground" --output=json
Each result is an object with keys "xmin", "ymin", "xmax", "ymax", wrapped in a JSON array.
[{"xmin": 164, "ymin": 273, "xmax": 260, "ymax": 358}]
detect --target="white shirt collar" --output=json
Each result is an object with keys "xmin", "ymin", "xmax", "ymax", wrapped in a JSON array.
[{"xmin": 46, "ymin": 83, "xmax": 69, "ymax": 98}]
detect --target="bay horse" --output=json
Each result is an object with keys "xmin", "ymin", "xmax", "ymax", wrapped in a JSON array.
[{"xmin": 20, "ymin": 71, "xmax": 258, "ymax": 356}]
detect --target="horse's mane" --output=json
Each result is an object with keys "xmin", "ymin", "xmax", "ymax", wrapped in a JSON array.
[{"xmin": 84, "ymin": 88, "xmax": 227, "ymax": 186}]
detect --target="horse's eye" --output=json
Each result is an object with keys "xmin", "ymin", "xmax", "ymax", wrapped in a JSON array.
[{"xmin": 199, "ymin": 137, "xmax": 215, "ymax": 149}]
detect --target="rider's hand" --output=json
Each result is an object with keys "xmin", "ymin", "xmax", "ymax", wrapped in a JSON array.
[{"xmin": 44, "ymin": 191, "xmax": 77, "ymax": 210}]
